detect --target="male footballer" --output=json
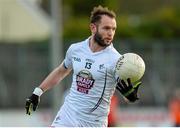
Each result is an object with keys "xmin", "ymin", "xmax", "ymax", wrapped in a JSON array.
[{"xmin": 25, "ymin": 5, "xmax": 141, "ymax": 127}]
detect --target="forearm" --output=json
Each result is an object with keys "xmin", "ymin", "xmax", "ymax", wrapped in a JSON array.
[
  {"xmin": 38, "ymin": 68, "xmax": 61, "ymax": 92},
  {"xmin": 26, "ymin": 63, "xmax": 71, "ymax": 115},
  {"xmin": 39, "ymin": 63, "xmax": 71, "ymax": 92}
]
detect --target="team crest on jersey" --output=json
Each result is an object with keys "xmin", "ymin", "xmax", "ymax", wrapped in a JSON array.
[
  {"xmin": 99, "ymin": 64, "xmax": 105, "ymax": 70},
  {"xmin": 76, "ymin": 70, "xmax": 95, "ymax": 94}
]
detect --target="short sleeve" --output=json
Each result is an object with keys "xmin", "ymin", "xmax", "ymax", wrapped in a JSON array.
[{"xmin": 63, "ymin": 45, "xmax": 73, "ymax": 69}]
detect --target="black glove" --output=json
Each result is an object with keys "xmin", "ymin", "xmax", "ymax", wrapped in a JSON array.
[
  {"xmin": 116, "ymin": 78, "xmax": 142, "ymax": 102},
  {"xmin": 25, "ymin": 94, "xmax": 40, "ymax": 115}
]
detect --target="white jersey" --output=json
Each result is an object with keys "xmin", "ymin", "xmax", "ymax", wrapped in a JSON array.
[{"xmin": 52, "ymin": 38, "xmax": 121, "ymax": 126}]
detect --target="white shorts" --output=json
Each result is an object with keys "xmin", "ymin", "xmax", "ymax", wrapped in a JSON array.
[{"xmin": 51, "ymin": 104, "xmax": 107, "ymax": 127}]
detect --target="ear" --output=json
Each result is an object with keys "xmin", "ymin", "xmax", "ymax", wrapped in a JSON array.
[{"xmin": 90, "ymin": 23, "xmax": 97, "ymax": 34}]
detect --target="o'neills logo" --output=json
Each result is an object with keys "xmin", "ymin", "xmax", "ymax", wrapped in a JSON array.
[{"xmin": 76, "ymin": 70, "xmax": 95, "ymax": 94}]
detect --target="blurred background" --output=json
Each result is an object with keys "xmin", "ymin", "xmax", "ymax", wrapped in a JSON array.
[{"xmin": 0, "ymin": 0, "xmax": 180, "ymax": 126}]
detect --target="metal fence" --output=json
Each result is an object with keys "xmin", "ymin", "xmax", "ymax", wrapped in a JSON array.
[{"xmin": 0, "ymin": 39, "xmax": 179, "ymax": 108}]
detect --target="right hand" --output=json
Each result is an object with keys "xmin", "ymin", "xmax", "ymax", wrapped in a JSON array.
[{"xmin": 25, "ymin": 94, "xmax": 40, "ymax": 115}]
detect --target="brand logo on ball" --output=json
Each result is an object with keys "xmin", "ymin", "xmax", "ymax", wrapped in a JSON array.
[
  {"xmin": 115, "ymin": 55, "xmax": 124, "ymax": 71},
  {"xmin": 76, "ymin": 70, "xmax": 95, "ymax": 94}
]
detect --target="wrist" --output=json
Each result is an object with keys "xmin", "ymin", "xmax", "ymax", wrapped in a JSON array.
[{"xmin": 33, "ymin": 87, "xmax": 43, "ymax": 96}]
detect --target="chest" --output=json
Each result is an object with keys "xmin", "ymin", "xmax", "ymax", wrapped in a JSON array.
[{"xmin": 71, "ymin": 51, "xmax": 113, "ymax": 80}]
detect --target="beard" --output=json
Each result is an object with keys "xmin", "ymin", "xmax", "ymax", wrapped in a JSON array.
[{"xmin": 94, "ymin": 31, "xmax": 111, "ymax": 47}]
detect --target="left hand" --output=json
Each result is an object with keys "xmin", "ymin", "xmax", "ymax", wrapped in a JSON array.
[{"xmin": 116, "ymin": 78, "xmax": 142, "ymax": 102}]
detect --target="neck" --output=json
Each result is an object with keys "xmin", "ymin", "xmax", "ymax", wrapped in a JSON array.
[{"xmin": 89, "ymin": 37, "xmax": 106, "ymax": 53}]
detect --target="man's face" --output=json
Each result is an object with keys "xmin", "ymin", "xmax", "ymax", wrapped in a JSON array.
[{"xmin": 91, "ymin": 15, "xmax": 117, "ymax": 47}]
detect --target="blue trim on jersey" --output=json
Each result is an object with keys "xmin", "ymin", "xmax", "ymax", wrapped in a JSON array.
[{"xmin": 63, "ymin": 62, "xmax": 68, "ymax": 69}]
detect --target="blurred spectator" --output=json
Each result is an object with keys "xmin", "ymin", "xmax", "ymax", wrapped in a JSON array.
[
  {"xmin": 169, "ymin": 89, "xmax": 180, "ymax": 127},
  {"xmin": 108, "ymin": 93, "xmax": 120, "ymax": 127}
]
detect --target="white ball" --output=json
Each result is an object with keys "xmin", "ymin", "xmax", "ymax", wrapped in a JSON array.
[{"xmin": 115, "ymin": 53, "xmax": 145, "ymax": 83}]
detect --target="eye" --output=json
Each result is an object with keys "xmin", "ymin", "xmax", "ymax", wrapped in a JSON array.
[
  {"xmin": 104, "ymin": 26, "xmax": 110, "ymax": 30},
  {"xmin": 112, "ymin": 27, "xmax": 116, "ymax": 31},
  {"xmin": 103, "ymin": 26, "xmax": 116, "ymax": 31}
]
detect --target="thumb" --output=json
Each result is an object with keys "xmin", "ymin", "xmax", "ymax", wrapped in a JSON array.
[
  {"xmin": 33, "ymin": 104, "xmax": 37, "ymax": 111},
  {"xmin": 133, "ymin": 81, "xmax": 142, "ymax": 90}
]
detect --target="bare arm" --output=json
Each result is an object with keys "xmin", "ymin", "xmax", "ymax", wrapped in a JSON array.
[
  {"xmin": 39, "ymin": 62, "xmax": 72, "ymax": 92},
  {"xmin": 25, "ymin": 62, "xmax": 71, "ymax": 115}
]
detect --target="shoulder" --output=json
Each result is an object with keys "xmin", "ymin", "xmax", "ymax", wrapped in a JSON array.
[
  {"xmin": 105, "ymin": 45, "xmax": 122, "ymax": 70},
  {"xmin": 68, "ymin": 39, "xmax": 87, "ymax": 52},
  {"xmin": 107, "ymin": 45, "xmax": 121, "ymax": 59}
]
